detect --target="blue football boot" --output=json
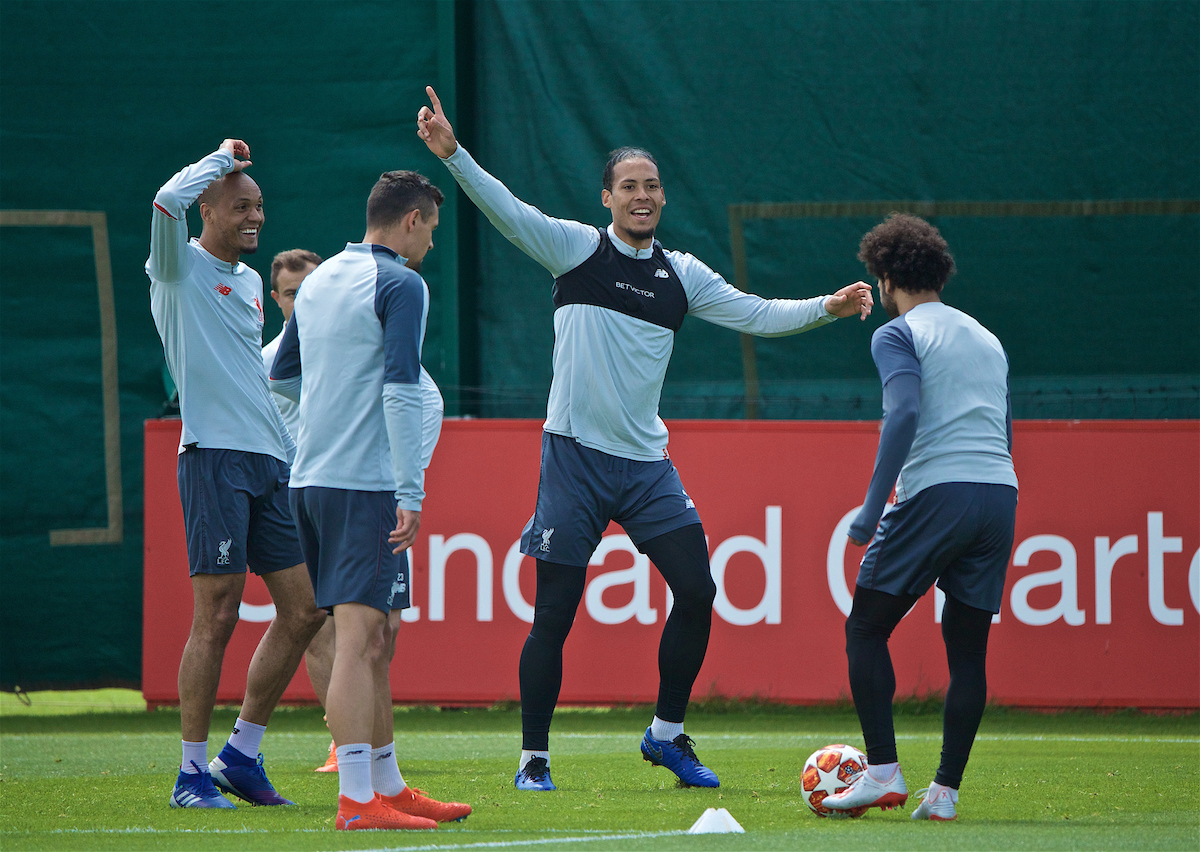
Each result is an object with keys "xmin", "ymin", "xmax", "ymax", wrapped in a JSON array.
[
  {"xmin": 169, "ymin": 761, "xmax": 237, "ymax": 808},
  {"xmin": 514, "ymin": 756, "xmax": 556, "ymax": 791},
  {"xmin": 640, "ymin": 727, "xmax": 720, "ymax": 788},
  {"xmin": 208, "ymin": 745, "xmax": 294, "ymax": 806}
]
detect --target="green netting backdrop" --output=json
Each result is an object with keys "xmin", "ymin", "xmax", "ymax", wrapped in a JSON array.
[{"xmin": 1, "ymin": 0, "xmax": 1196, "ymax": 688}]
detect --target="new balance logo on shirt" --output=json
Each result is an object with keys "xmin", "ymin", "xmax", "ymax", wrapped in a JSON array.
[
  {"xmin": 654, "ymin": 268, "xmax": 670, "ymax": 278},
  {"xmin": 214, "ymin": 284, "xmax": 232, "ymax": 296}
]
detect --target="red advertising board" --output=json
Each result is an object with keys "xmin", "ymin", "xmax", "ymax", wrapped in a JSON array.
[{"xmin": 143, "ymin": 418, "xmax": 1200, "ymax": 708}]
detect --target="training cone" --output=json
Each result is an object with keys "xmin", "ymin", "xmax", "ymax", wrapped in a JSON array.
[{"xmin": 688, "ymin": 807, "xmax": 745, "ymax": 834}]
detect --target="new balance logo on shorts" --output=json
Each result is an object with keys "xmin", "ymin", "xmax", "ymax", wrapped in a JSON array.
[
  {"xmin": 539, "ymin": 528, "xmax": 554, "ymax": 553},
  {"xmin": 216, "ymin": 538, "xmax": 232, "ymax": 566}
]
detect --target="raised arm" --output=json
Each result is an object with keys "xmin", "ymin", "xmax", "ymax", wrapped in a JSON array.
[
  {"xmin": 672, "ymin": 251, "xmax": 873, "ymax": 336},
  {"xmin": 147, "ymin": 139, "xmax": 251, "ymax": 284},
  {"xmin": 417, "ymin": 86, "xmax": 596, "ymax": 277}
]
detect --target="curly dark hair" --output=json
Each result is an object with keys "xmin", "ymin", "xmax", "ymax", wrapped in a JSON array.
[{"xmin": 857, "ymin": 213, "xmax": 956, "ymax": 293}]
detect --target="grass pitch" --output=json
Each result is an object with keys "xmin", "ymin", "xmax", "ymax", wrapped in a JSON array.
[{"xmin": 1, "ymin": 693, "xmax": 1196, "ymax": 850}]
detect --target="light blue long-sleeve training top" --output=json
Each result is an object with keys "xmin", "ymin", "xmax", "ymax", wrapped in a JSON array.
[
  {"xmin": 270, "ymin": 242, "xmax": 429, "ymax": 510},
  {"xmin": 440, "ymin": 145, "xmax": 841, "ymax": 461},
  {"xmin": 146, "ymin": 147, "xmax": 293, "ymax": 462},
  {"xmin": 849, "ymin": 301, "xmax": 1017, "ymax": 543}
]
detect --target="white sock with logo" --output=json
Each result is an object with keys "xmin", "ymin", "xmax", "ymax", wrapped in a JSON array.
[
  {"xmin": 227, "ymin": 717, "xmax": 266, "ymax": 759},
  {"xmin": 337, "ymin": 744, "xmax": 374, "ymax": 804},
  {"xmin": 181, "ymin": 740, "xmax": 207, "ymax": 774},
  {"xmin": 650, "ymin": 717, "xmax": 683, "ymax": 742},
  {"xmin": 867, "ymin": 761, "xmax": 900, "ymax": 782},
  {"xmin": 519, "ymin": 750, "xmax": 549, "ymax": 772},
  {"xmin": 371, "ymin": 742, "xmax": 406, "ymax": 797}
]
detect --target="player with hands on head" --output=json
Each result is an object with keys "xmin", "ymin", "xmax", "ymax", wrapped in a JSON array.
[
  {"xmin": 269, "ymin": 169, "xmax": 470, "ymax": 830},
  {"xmin": 822, "ymin": 214, "xmax": 1018, "ymax": 821},
  {"xmin": 148, "ymin": 139, "xmax": 327, "ymax": 810},
  {"xmin": 418, "ymin": 86, "xmax": 873, "ymax": 792}
]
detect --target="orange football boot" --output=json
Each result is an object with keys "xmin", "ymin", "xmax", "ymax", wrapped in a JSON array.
[
  {"xmin": 335, "ymin": 794, "xmax": 437, "ymax": 830},
  {"xmin": 314, "ymin": 741, "xmax": 338, "ymax": 773},
  {"xmin": 379, "ymin": 787, "xmax": 472, "ymax": 822}
]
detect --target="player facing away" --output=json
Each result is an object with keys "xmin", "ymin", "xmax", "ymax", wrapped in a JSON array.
[
  {"xmin": 147, "ymin": 140, "xmax": 327, "ymax": 809},
  {"xmin": 417, "ymin": 86, "xmax": 874, "ymax": 791},
  {"xmin": 269, "ymin": 171, "xmax": 470, "ymax": 830},
  {"xmin": 822, "ymin": 214, "xmax": 1019, "ymax": 821},
  {"xmin": 264, "ymin": 251, "xmax": 452, "ymax": 783}
]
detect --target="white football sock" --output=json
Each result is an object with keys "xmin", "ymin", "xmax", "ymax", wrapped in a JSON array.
[
  {"xmin": 337, "ymin": 744, "xmax": 374, "ymax": 804},
  {"xmin": 371, "ymin": 742, "xmax": 406, "ymax": 797},
  {"xmin": 867, "ymin": 761, "xmax": 900, "ymax": 782},
  {"xmin": 519, "ymin": 750, "xmax": 549, "ymax": 772},
  {"xmin": 227, "ymin": 717, "xmax": 266, "ymax": 759},
  {"xmin": 181, "ymin": 740, "xmax": 207, "ymax": 774},
  {"xmin": 650, "ymin": 717, "xmax": 684, "ymax": 742}
]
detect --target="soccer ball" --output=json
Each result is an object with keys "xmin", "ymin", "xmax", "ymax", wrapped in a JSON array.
[{"xmin": 801, "ymin": 743, "xmax": 868, "ymax": 818}]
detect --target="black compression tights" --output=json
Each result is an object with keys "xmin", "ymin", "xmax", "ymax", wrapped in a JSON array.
[
  {"xmin": 845, "ymin": 585, "xmax": 993, "ymax": 789},
  {"xmin": 519, "ymin": 523, "xmax": 714, "ymax": 751}
]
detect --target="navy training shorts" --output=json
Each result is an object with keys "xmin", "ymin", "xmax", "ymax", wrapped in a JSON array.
[
  {"xmin": 289, "ymin": 486, "xmax": 411, "ymax": 614},
  {"xmin": 519, "ymin": 432, "xmax": 702, "ymax": 567},
  {"xmin": 856, "ymin": 481, "xmax": 1018, "ymax": 613},
  {"xmin": 177, "ymin": 446, "xmax": 303, "ymax": 577}
]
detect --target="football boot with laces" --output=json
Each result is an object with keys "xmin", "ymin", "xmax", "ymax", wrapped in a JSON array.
[
  {"xmin": 640, "ymin": 727, "xmax": 719, "ymax": 788},
  {"xmin": 208, "ymin": 745, "xmax": 293, "ymax": 806},
  {"xmin": 514, "ymin": 756, "xmax": 556, "ymax": 791}
]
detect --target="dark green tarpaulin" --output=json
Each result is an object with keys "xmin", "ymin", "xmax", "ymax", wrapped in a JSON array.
[{"xmin": 1, "ymin": 0, "xmax": 1196, "ymax": 688}]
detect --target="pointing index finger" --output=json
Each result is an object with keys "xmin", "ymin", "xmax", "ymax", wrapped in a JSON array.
[{"xmin": 426, "ymin": 85, "xmax": 443, "ymax": 115}]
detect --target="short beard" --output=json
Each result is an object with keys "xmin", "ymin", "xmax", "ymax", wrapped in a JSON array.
[
  {"xmin": 880, "ymin": 288, "xmax": 899, "ymax": 319},
  {"xmin": 624, "ymin": 225, "xmax": 655, "ymax": 243}
]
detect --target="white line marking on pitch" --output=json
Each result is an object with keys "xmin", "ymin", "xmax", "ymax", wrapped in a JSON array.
[{"xmin": 357, "ymin": 830, "xmax": 688, "ymax": 851}]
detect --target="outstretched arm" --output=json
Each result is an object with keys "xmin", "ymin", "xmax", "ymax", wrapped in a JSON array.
[
  {"xmin": 674, "ymin": 250, "xmax": 873, "ymax": 336},
  {"xmin": 147, "ymin": 139, "xmax": 251, "ymax": 284},
  {"xmin": 417, "ymin": 86, "xmax": 596, "ymax": 277}
]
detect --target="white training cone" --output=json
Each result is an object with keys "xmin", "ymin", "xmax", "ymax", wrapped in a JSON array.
[{"xmin": 688, "ymin": 807, "xmax": 745, "ymax": 834}]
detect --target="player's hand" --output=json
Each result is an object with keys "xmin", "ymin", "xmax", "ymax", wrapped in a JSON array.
[
  {"xmin": 825, "ymin": 281, "xmax": 874, "ymax": 320},
  {"xmin": 218, "ymin": 139, "xmax": 253, "ymax": 172},
  {"xmin": 417, "ymin": 86, "xmax": 458, "ymax": 159},
  {"xmin": 389, "ymin": 508, "xmax": 421, "ymax": 554},
  {"xmin": 847, "ymin": 535, "xmax": 867, "ymax": 547}
]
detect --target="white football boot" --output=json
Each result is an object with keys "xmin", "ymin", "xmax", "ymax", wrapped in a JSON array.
[
  {"xmin": 911, "ymin": 782, "xmax": 959, "ymax": 821},
  {"xmin": 823, "ymin": 762, "xmax": 909, "ymax": 812}
]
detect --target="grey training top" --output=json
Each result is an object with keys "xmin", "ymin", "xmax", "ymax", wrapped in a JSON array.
[{"xmin": 441, "ymin": 145, "xmax": 840, "ymax": 461}]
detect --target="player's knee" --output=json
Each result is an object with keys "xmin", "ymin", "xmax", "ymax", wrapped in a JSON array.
[
  {"xmin": 529, "ymin": 607, "xmax": 575, "ymax": 645},
  {"xmin": 671, "ymin": 573, "xmax": 717, "ymax": 613},
  {"xmin": 277, "ymin": 599, "xmax": 327, "ymax": 638},
  {"xmin": 196, "ymin": 599, "xmax": 241, "ymax": 644}
]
